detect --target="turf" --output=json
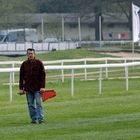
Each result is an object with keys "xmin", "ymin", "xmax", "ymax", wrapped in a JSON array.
[
  {"xmin": 0, "ymin": 78, "xmax": 140, "ymax": 140},
  {"xmin": 0, "ymin": 49, "xmax": 140, "ymax": 140}
]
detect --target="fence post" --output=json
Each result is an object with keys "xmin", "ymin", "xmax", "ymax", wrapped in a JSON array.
[
  {"xmin": 124, "ymin": 58, "xmax": 127, "ymax": 64},
  {"xmin": 71, "ymin": 69, "xmax": 74, "ymax": 96},
  {"xmin": 9, "ymin": 72, "xmax": 13, "ymax": 102},
  {"xmin": 105, "ymin": 59, "xmax": 108, "ymax": 79},
  {"xmin": 12, "ymin": 63, "xmax": 15, "ymax": 85},
  {"xmin": 61, "ymin": 61, "xmax": 64, "ymax": 82},
  {"xmin": 125, "ymin": 66, "xmax": 129, "ymax": 91},
  {"xmin": 84, "ymin": 59, "xmax": 87, "ymax": 80},
  {"xmin": 99, "ymin": 67, "xmax": 102, "ymax": 94}
]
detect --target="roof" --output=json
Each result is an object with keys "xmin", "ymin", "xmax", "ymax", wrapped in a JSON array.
[{"xmin": 0, "ymin": 13, "xmax": 128, "ymax": 24}]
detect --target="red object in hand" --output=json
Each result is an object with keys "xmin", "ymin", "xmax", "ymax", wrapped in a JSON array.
[{"xmin": 41, "ymin": 90, "xmax": 56, "ymax": 102}]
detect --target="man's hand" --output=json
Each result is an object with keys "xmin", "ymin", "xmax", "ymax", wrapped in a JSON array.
[
  {"xmin": 18, "ymin": 90, "xmax": 25, "ymax": 95},
  {"xmin": 40, "ymin": 88, "xmax": 46, "ymax": 93}
]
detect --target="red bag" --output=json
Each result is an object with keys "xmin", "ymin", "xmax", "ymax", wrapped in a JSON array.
[{"xmin": 41, "ymin": 90, "xmax": 56, "ymax": 102}]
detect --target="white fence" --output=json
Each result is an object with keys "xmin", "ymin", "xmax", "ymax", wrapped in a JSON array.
[
  {"xmin": 1, "ymin": 57, "xmax": 140, "ymax": 83},
  {"xmin": 1, "ymin": 60, "xmax": 140, "ymax": 102},
  {"xmin": 0, "ymin": 42, "xmax": 79, "ymax": 55}
]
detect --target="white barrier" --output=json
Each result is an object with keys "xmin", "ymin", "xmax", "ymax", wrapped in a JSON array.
[
  {"xmin": 0, "ymin": 42, "xmax": 78, "ymax": 53},
  {"xmin": 1, "ymin": 57, "xmax": 140, "ymax": 84},
  {"xmin": 1, "ymin": 61, "xmax": 140, "ymax": 102}
]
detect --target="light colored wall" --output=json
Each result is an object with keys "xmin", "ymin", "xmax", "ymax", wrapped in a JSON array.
[{"xmin": 37, "ymin": 22, "xmax": 131, "ymax": 41}]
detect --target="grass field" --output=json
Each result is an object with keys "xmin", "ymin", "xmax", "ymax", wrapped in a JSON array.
[{"xmin": 0, "ymin": 49, "xmax": 140, "ymax": 140}]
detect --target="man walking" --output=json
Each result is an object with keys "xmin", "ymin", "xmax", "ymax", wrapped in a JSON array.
[{"xmin": 19, "ymin": 48, "xmax": 46, "ymax": 124}]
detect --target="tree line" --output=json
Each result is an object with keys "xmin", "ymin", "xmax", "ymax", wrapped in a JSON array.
[
  {"xmin": 0, "ymin": 0, "xmax": 140, "ymax": 40},
  {"xmin": 0, "ymin": 0, "xmax": 139, "ymax": 14}
]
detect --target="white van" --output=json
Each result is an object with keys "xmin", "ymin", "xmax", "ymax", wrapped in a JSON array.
[{"xmin": 0, "ymin": 28, "xmax": 38, "ymax": 43}]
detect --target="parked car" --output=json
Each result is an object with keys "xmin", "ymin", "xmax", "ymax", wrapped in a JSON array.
[{"xmin": 44, "ymin": 37, "xmax": 58, "ymax": 43}]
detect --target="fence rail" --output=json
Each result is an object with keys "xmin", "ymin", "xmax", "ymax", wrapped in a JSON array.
[
  {"xmin": 1, "ymin": 57, "xmax": 140, "ymax": 83},
  {"xmin": 1, "ymin": 60, "xmax": 140, "ymax": 102}
]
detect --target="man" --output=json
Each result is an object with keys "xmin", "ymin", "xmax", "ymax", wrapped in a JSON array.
[{"xmin": 19, "ymin": 48, "xmax": 46, "ymax": 124}]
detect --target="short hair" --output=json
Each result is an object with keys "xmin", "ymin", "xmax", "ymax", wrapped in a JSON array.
[{"xmin": 27, "ymin": 48, "xmax": 35, "ymax": 53}]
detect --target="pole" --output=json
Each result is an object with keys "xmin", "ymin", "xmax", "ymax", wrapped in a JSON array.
[
  {"xmin": 132, "ymin": 3, "xmax": 134, "ymax": 54},
  {"xmin": 125, "ymin": 66, "xmax": 129, "ymax": 91},
  {"xmin": 62, "ymin": 15, "xmax": 65, "ymax": 42},
  {"xmin": 41, "ymin": 18, "xmax": 44, "ymax": 42},
  {"xmin": 71, "ymin": 69, "xmax": 74, "ymax": 96},
  {"xmin": 78, "ymin": 17, "xmax": 81, "ymax": 42},
  {"xmin": 99, "ymin": 67, "xmax": 102, "ymax": 94},
  {"xmin": 99, "ymin": 16, "xmax": 102, "ymax": 48},
  {"xmin": 9, "ymin": 72, "xmax": 13, "ymax": 102},
  {"xmin": 61, "ymin": 61, "xmax": 64, "ymax": 82},
  {"xmin": 132, "ymin": 42, "xmax": 134, "ymax": 54}
]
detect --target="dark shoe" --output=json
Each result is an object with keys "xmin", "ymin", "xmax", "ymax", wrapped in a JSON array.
[
  {"xmin": 31, "ymin": 120, "xmax": 37, "ymax": 124},
  {"xmin": 38, "ymin": 120, "xmax": 44, "ymax": 124}
]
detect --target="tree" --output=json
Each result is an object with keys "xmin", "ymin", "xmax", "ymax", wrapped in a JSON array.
[
  {"xmin": 0, "ymin": 0, "xmax": 140, "ymax": 39},
  {"xmin": 0, "ymin": 0, "xmax": 37, "ymax": 14},
  {"xmin": 0, "ymin": 0, "xmax": 38, "ymax": 29},
  {"xmin": 38, "ymin": 0, "xmax": 81, "ymax": 13}
]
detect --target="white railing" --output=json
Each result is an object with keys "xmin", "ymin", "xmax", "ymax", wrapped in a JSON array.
[
  {"xmin": 1, "ymin": 61, "xmax": 140, "ymax": 102},
  {"xmin": 1, "ymin": 57, "xmax": 140, "ymax": 83}
]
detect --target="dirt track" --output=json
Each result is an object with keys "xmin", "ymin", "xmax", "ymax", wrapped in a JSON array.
[{"xmin": 104, "ymin": 52, "xmax": 140, "ymax": 58}]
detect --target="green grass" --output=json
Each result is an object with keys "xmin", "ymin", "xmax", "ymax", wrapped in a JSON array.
[
  {"xmin": 0, "ymin": 49, "xmax": 140, "ymax": 140},
  {"xmin": 0, "ymin": 48, "xmax": 112, "ymax": 62},
  {"xmin": 0, "ymin": 78, "xmax": 140, "ymax": 140},
  {"xmin": 36, "ymin": 49, "xmax": 113, "ymax": 61}
]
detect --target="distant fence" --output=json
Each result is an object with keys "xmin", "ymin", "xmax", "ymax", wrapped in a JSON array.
[
  {"xmin": 0, "ymin": 42, "xmax": 79, "ymax": 55},
  {"xmin": 0, "ymin": 59, "xmax": 140, "ymax": 102},
  {"xmin": 81, "ymin": 40, "xmax": 132, "ymax": 45},
  {"xmin": 0, "ymin": 40, "xmax": 137, "ymax": 55}
]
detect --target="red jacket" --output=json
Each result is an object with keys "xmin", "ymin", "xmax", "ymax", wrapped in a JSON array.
[{"xmin": 19, "ymin": 58, "xmax": 46, "ymax": 92}]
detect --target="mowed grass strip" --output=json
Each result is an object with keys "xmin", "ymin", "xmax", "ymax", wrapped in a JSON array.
[
  {"xmin": 0, "ymin": 78, "xmax": 140, "ymax": 140},
  {"xmin": 0, "ymin": 49, "xmax": 139, "ymax": 140}
]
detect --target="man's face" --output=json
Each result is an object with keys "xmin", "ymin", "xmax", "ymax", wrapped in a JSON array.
[{"xmin": 27, "ymin": 50, "xmax": 35, "ymax": 60}]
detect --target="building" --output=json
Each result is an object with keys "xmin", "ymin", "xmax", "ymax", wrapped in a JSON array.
[{"xmin": 0, "ymin": 13, "xmax": 130, "ymax": 42}]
